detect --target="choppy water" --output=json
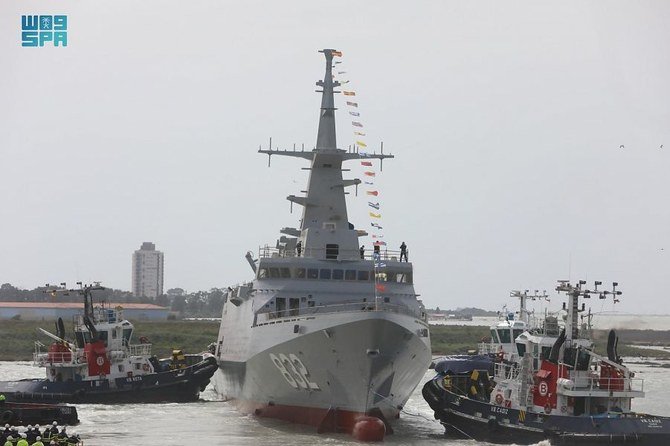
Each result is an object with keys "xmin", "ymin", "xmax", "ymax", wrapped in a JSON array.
[{"xmin": 2, "ymin": 360, "xmax": 670, "ymax": 446}]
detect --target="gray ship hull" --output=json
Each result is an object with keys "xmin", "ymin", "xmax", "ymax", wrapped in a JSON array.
[{"xmin": 213, "ymin": 311, "xmax": 431, "ymax": 430}]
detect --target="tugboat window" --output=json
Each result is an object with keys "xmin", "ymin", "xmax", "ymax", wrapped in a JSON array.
[
  {"xmin": 512, "ymin": 329, "xmax": 523, "ymax": 340},
  {"xmin": 490, "ymin": 329, "xmax": 499, "ymax": 343},
  {"xmin": 332, "ymin": 269, "xmax": 344, "ymax": 280},
  {"xmin": 122, "ymin": 328, "xmax": 133, "ymax": 346},
  {"xmin": 295, "ymin": 268, "xmax": 306, "ymax": 279},
  {"xmin": 319, "ymin": 269, "xmax": 331, "ymax": 279},
  {"xmin": 269, "ymin": 268, "xmax": 281, "ymax": 278},
  {"xmin": 345, "ymin": 270, "xmax": 356, "ymax": 280},
  {"xmin": 307, "ymin": 268, "xmax": 318, "ymax": 279},
  {"xmin": 516, "ymin": 343, "xmax": 526, "ymax": 357},
  {"xmin": 280, "ymin": 268, "xmax": 291, "ymax": 278},
  {"xmin": 497, "ymin": 329, "xmax": 511, "ymax": 344}
]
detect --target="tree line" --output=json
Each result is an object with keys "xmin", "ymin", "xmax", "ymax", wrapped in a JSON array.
[{"xmin": 0, "ymin": 283, "xmax": 225, "ymax": 318}]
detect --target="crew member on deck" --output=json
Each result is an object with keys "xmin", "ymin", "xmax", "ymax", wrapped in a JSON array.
[{"xmin": 400, "ymin": 242, "xmax": 408, "ymax": 262}]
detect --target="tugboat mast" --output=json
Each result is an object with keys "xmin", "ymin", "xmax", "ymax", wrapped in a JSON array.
[{"xmin": 555, "ymin": 280, "xmax": 622, "ymax": 342}]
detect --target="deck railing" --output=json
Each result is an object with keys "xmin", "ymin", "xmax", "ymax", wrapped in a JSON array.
[
  {"xmin": 253, "ymin": 301, "xmax": 424, "ymax": 327},
  {"xmin": 128, "ymin": 343, "xmax": 152, "ymax": 356},
  {"xmin": 258, "ymin": 245, "xmax": 406, "ymax": 262}
]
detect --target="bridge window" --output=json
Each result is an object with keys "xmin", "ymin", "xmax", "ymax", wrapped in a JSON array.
[
  {"xmin": 332, "ymin": 269, "xmax": 344, "ymax": 280},
  {"xmin": 325, "ymin": 243, "xmax": 339, "ymax": 259},
  {"xmin": 276, "ymin": 297, "xmax": 287, "ymax": 318},
  {"xmin": 345, "ymin": 270, "xmax": 356, "ymax": 280},
  {"xmin": 307, "ymin": 268, "xmax": 318, "ymax": 279},
  {"xmin": 513, "ymin": 329, "xmax": 524, "ymax": 340},
  {"xmin": 289, "ymin": 298, "xmax": 300, "ymax": 316},
  {"xmin": 319, "ymin": 269, "xmax": 331, "ymax": 279},
  {"xmin": 357, "ymin": 271, "xmax": 370, "ymax": 281},
  {"xmin": 280, "ymin": 268, "xmax": 291, "ymax": 278},
  {"xmin": 269, "ymin": 268, "xmax": 280, "ymax": 278},
  {"xmin": 295, "ymin": 268, "xmax": 306, "ymax": 279}
]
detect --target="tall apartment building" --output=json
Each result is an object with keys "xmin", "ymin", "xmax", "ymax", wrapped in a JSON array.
[{"xmin": 132, "ymin": 242, "xmax": 164, "ymax": 298}]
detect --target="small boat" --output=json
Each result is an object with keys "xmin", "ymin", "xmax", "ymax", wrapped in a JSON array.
[
  {"xmin": 0, "ymin": 283, "xmax": 217, "ymax": 404},
  {"xmin": 0, "ymin": 400, "xmax": 78, "ymax": 426},
  {"xmin": 423, "ymin": 280, "xmax": 670, "ymax": 445}
]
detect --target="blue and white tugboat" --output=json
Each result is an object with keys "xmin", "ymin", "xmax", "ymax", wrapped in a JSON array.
[
  {"xmin": 0, "ymin": 283, "xmax": 217, "ymax": 403},
  {"xmin": 423, "ymin": 280, "xmax": 670, "ymax": 445}
]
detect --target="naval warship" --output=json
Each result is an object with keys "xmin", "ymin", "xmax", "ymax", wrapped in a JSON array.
[{"xmin": 212, "ymin": 49, "xmax": 432, "ymax": 438}]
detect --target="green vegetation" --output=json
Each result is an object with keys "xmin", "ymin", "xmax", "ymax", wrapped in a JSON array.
[
  {"xmin": 429, "ymin": 325, "xmax": 490, "ymax": 355},
  {"xmin": 0, "ymin": 319, "xmax": 220, "ymax": 361}
]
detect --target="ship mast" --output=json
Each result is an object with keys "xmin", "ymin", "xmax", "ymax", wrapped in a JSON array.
[{"xmin": 258, "ymin": 49, "xmax": 394, "ymax": 260}]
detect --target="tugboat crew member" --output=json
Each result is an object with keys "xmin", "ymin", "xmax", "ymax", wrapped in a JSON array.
[
  {"xmin": 400, "ymin": 242, "xmax": 408, "ymax": 262},
  {"xmin": 3, "ymin": 436, "xmax": 12, "ymax": 446},
  {"xmin": 0, "ymin": 394, "xmax": 5, "ymax": 406},
  {"xmin": 32, "ymin": 437, "xmax": 45, "ymax": 446}
]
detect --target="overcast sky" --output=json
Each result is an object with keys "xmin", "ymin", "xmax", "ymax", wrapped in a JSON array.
[{"xmin": 2, "ymin": 1, "xmax": 669, "ymax": 314}]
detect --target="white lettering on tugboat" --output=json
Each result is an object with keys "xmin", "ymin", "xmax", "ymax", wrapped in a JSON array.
[
  {"xmin": 269, "ymin": 353, "xmax": 320, "ymax": 390},
  {"xmin": 640, "ymin": 418, "xmax": 662, "ymax": 428},
  {"xmin": 490, "ymin": 406, "xmax": 509, "ymax": 415}
]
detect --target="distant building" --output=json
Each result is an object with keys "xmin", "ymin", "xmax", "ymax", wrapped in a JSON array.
[
  {"xmin": 132, "ymin": 242, "xmax": 164, "ymax": 298},
  {"xmin": 0, "ymin": 302, "xmax": 169, "ymax": 321}
]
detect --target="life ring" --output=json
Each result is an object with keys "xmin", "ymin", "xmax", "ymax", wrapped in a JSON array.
[
  {"xmin": 494, "ymin": 393, "xmax": 504, "ymax": 405},
  {"xmin": 1, "ymin": 410, "xmax": 13, "ymax": 423},
  {"xmin": 142, "ymin": 363, "xmax": 150, "ymax": 372},
  {"xmin": 544, "ymin": 403, "xmax": 552, "ymax": 414}
]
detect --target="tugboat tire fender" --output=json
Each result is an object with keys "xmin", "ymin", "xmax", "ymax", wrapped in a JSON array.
[{"xmin": 1, "ymin": 410, "xmax": 13, "ymax": 423}]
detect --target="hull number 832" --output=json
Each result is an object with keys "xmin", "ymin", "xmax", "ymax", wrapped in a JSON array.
[{"xmin": 269, "ymin": 353, "xmax": 320, "ymax": 390}]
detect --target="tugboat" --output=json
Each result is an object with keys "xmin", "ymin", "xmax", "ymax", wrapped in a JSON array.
[
  {"xmin": 433, "ymin": 290, "xmax": 559, "ymax": 377},
  {"xmin": 423, "ymin": 280, "xmax": 670, "ymax": 445},
  {"xmin": 212, "ymin": 49, "xmax": 432, "ymax": 441},
  {"xmin": 0, "ymin": 283, "xmax": 217, "ymax": 403}
]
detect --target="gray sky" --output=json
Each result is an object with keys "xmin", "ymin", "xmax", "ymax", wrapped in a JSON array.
[{"xmin": 2, "ymin": 1, "xmax": 669, "ymax": 314}]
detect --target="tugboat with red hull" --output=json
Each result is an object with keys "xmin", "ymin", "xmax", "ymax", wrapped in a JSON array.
[
  {"xmin": 423, "ymin": 280, "xmax": 670, "ymax": 445},
  {"xmin": 0, "ymin": 283, "xmax": 217, "ymax": 404}
]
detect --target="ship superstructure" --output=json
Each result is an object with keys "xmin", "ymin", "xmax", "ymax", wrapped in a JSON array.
[{"xmin": 212, "ymin": 49, "xmax": 432, "ymax": 435}]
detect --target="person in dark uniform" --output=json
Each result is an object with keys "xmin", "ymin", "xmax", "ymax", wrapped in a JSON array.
[
  {"xmin": 400, "ymin": 242, "xmax": 408, "ymax": 262},
  {"xmin": 359, "ymin": 245, "xmax": 365, "ymax": 259},
  {"xmin": 296, "ymin": 241, "xmax": 302, "ymax": 257}
]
